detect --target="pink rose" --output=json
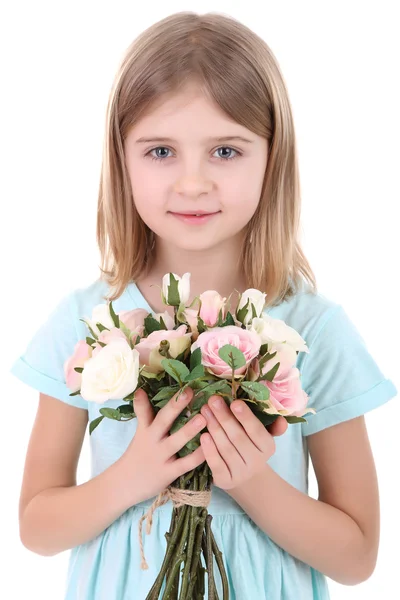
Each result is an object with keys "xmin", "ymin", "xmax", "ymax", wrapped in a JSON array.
[
  {"xmin": 191, "ymin": 325, "xmax": 261, "ymax": 378},
  {"xmin": 261, "ymin": 366, "xmax": 309, "ymax": 417},
  {"xmin": 92, "ymin": 327, "xmax": 127, "ymax": 357},
  {"xmin": 199, "ymin": 290, "xmax": 226, "ymax": 327},
  {"xmin": 135, "ymin": 324, "xmax": 192, "ymax": 373},
  {"xmin": 118, "ymin": 308, "xmax": 149, "ymax": 340},
  {"xmin": 64, "ymin": 340, "xmax": 93, "ymax": 392}
]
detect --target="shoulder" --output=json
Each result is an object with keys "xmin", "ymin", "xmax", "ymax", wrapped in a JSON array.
[
  {"xmin": 266, "ymin": 283, "xmax": 342, "ymax": 351},
  {"xmin": 68, "ymin": 277, "xmax": 134, "ymax": 338}
]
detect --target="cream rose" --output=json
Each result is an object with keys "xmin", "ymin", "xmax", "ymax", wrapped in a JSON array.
[
  {"xmin": 135, "ymin": 324, "xmax": 192, "ymax": 374},
  {"xmin": 83, "ymin": 303, "xmax": 115, "ymax": 337},
  {"xmin": 80, "ymin": 338, "xmax": 140, "ymax": 403},
  {"xmin": 162, "ymin": 272, "xmax": 191, "ymax": 306},
  {"xmin": 237, "ymin": 288, "xmax": 267, "ymax": 326}
]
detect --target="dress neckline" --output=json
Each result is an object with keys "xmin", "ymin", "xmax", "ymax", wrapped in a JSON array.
[{"xmin": 126, "ymin": 281, "xmax": 157, "ymax": 315}]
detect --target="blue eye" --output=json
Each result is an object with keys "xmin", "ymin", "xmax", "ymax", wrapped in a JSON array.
[{"xmin": 146, "ymin": 146, "xmax": 242, "ymax": 163}]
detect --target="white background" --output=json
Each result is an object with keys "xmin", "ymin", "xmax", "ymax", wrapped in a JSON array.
[{"xmin": 2, "ymin": 1, "xmax": 399, "ymax": 598}]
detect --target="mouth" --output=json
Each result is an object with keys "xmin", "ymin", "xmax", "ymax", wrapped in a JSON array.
[{"xmin": 168, "ymin": 211, "xmax": 221, "ymax": 225}]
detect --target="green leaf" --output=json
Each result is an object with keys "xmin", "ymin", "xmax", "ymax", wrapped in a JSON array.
[
  {"xmin": 221, "ymin": 311, "xmax": 235, "ymax": 327},
  {"xmin": 144, "ymin": 315, "xmax": 162, "ymax": 335},
  {"xmin": 259, "ymin": 361, "xmax": 280, "ymax": 382},
  {"xmin": 159, "ymin": 316, "xmax": 168, "ymax": 330},
  {"xmin": 247, "ymin": 403, "xmax": 279, "ymax": 427},
  {"xmin": 259, "ymin": 349, "xmax": 277, "ymax": 371},
  {"xmin": 197, "ymin": 316, "xmax": 207, "ymax": 334},
  {"xmin": 191, "ymin": 393, "xmax": 210, "ymax": 412},
  {"xmin": 74, "ymin": 367, "xmax": 84, "ymax": 374},
  {"xmin": 236, "ymin": 298, "xmax": 250, "ymax": 324},
  {"xmin": 240, "ymin": 380, "xmax": 270, "ymax": 402},
  {"xmin": 96, "ymin": 323, "xmax": 109, "ymax": 333},
  {"xmin": 119, "ymin": 319, "xmax": 133, "ymax": 344},
  {"xmin": 109, "ymin": 301, "xmax": 120, "ymax": 328},
  {"xmin": 152, "ymin": 385, "xmax": 180, "ymax": 403},
  {"xmin": 99, "ymin": 407, "xmax": 122, "ymax": 420},
  {"xmin": 69, "ymin": 390, "xmax": 81, "ymax": 397},
  {"xmin": 167, "ymin": 273, "xmax": 181, "ymax": 306},
  {"xmin": 86, "ymin": 336, "xmax": 96, "ymax": 346},
  {"xmin": 161, "ymin": 359, "xmax": 190, "ymax": 383},
  {"xmin": 184, "ymin": 364, "xmax": 205, "ymax": 382},
  {"xmin": 89, "ymin": 415, "xmax": 104, "ymax": 435},
  {"xmin": 285, "ymin": 416, "xmax": 307, "ymax": 424},
  {"xmin": 259, "ymin": 343, "xmax": 269, "ymax": 356},
  {"xmin": 170, "ymin": 415, "xmax": 188, "ymax": 435},
  {"xmin": 190, "ymin": 347, "xmax": 202, "ymax": 371},
  {"xmin": 218, "ymin": 344, "xmax": 246, "ymax": 370},
  {"xmin": 117, "ymin": 404, "xmax": 136, "ymax": 416},
  {"xmin": 80, "ymin": 318, "xmax": 98, "ymax": 340}
]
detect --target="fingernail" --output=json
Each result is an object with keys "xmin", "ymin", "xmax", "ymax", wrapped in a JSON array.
[
  {"xmin": 210, "ymin": 397, "xmax": 222, "ymax": 409},
  {"xmin": 180, "ymin": 391, "xmax": 188, "ymax": 401}
]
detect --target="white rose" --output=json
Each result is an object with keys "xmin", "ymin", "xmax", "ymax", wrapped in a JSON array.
[
  {"xmin": 162, "ymin": 272, "xmax": 191, "ymax": 306},
  {"xmin": 80, "ymin": 338, "xmax": 140, "ymax": 403},
  {"xmin": 83, "ymin": 303, "xmax": 115, "ymax": 337},
  {"xmin": 250, "ymin": 314, "xmax": 309, "ymax": 354},
  {"xmin": 237, "ymin": 288, "xmax": 267, "ymax": 326}
]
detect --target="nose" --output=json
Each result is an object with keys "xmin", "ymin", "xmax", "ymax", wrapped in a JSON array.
[{"xmin": 173, "ymin": 173, "xmax": 214, "ymax": 198}]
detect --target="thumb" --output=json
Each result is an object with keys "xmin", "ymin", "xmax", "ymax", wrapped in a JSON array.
[{"xmin": 133, "ymin": 388, "xmax": 155, "ymax": 429}]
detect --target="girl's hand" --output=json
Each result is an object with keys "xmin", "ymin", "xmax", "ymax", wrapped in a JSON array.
[
  {"xmin": 123, "ymin": 387, "xmax": 207, "ymax": 505},
  {"xmin": 199, "ymin": 395, "xmax": 288, "ymax": 491}
]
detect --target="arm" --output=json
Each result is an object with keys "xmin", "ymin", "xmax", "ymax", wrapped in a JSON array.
[
  {"xmin": 21, "ymin": 454, "xmax": 138, "ymax": 557},
  {"xmin": 19, "ymin": 394, "xmax": 139, "ymax": 557},
  {"xmin": 227, "ymin": 416, "xmax": 380, "ymax": 586}
]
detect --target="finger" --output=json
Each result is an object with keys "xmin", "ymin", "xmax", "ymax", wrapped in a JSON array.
[
  {"xmin": 165, "ymin": 412, "xmax": 207, "ymax": 457},
  {"xmin": 267, "ymin": 415, "xmax": 288, "ymax": 437},
  {"xmin": 230, "ymin": 400, "xmax": 275, "ymax": 454},
  {"xmin": 201, "ymin": 400, "xmax": 245, "ymax": 473},
  {"xmin": 200, "ymin": 432, "xmax": 231, "ymax": 481},
  {"xmin": 172, "ymin": 444, "xmax": 206, "ymax": 480},
  {"xmin": 152, "ymin": 386, "xmax": 193, "ymax": 439},
  {"xmin": 133, "ymin": 388, "xmax": 155, "ymax": 429},
  {"xmin": 206, "ymin": 396, "xmax": 258, "ymax": 463}
]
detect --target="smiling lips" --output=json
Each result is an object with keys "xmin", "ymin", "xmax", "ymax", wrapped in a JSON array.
[{"xmin": 169, "ymin": 211, "xmax": 221, "ymax": 224}]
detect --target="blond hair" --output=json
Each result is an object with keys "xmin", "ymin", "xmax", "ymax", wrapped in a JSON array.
[{"xmin": 96, "ymin": 11, "xmax": 317, "ymax": 308}]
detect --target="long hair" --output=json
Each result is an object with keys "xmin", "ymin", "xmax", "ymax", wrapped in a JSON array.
[{"xmin": 96, "ymin": 11, "xmax": 318, "ymax": 307}]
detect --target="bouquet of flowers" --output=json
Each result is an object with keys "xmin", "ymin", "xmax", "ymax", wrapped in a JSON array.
[{"xmin": 64, "ymin": 273, "xmax": 315, "ymax": 600}]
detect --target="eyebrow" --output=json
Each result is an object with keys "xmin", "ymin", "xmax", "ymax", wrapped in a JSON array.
[{"xmin": 135, "ymin": 135, "xmax": 254, "ymax": 144}]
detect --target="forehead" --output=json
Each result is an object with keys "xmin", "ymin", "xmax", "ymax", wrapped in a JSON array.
[{"xmin": 130, "ymin": 87, "xmax": 254, "ymax": 143}]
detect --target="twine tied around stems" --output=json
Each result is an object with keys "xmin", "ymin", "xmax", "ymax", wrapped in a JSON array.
[{"xmin": 138, "ymin": 485, "xmax": 212, "ymax": 570}]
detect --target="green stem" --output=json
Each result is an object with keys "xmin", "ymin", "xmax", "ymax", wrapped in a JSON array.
[
  {"xmin": 201, "ymin": 532, "xmax": 219, "ymax": 599},
  {"xmin": 146, "ymin": 505, "xmax": 189, "ymax": 600},
  {"xmin": 162, "ymin": 504, "xmax": 191, "ymax": 599},
  {"xmin": 186, "ymin": 507, "xmax": 208, "ymax": 598},
  {"xmin": 210, "ymin": 529, "xmax": 229, "ymax": 600},
  {"xmin": 179, "ymin": 473, "xmax": 199, "ymax": 599},
  {"xmin": 206, "ymin": 515, "xmax": 215, "ymax": 599}
]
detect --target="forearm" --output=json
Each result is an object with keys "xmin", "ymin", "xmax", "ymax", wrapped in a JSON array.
[
  {"xmin": 20, "ymin": 455, "xmax": 138, "ymax": 557},
  {"xmin": 227, "ymin": 464, "xmax": 372, "ymax": 586}
]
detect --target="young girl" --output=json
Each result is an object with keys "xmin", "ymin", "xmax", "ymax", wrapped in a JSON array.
[{"xmin": 10, "ymin": 11, "xmax": 397, "ymax": 600}]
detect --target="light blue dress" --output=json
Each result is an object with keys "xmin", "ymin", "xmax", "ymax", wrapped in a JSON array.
[{"xmin": 10, "ymin": 278, "xmax": 398, "ymax": 599}]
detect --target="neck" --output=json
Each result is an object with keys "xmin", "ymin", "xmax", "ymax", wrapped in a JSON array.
[{"xmin": 143, "ymin": 233, "xmax": 249, "ymax": 301}]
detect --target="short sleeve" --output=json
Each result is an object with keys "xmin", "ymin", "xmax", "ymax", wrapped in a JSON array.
[
  {"xmin": 9, "ymin": 291, "xmax": 88, "ymax": 410},
  {"xmin": 301, "ymin": 305, "xmax": 398, "ymax": 436}
]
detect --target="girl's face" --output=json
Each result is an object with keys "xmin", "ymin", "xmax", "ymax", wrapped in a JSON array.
[{"xmin": 123, "ymin": 85, "xmax": 268, "ymax": 253}]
